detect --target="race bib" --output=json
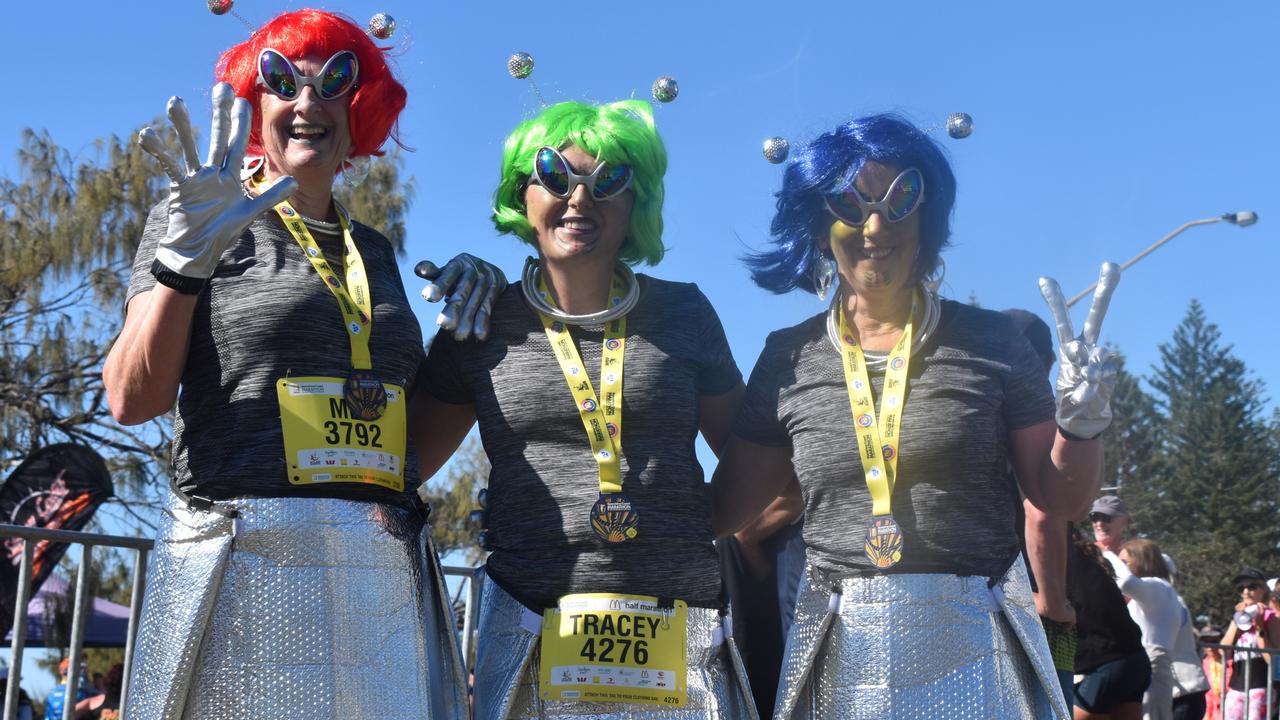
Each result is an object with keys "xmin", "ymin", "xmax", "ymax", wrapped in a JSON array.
[
  {"xmin": 276, "ymin": 376, "xmax": 406, "ymax": 491},
  {"xmin": 539, "ymin": 593, "xmax": 687, "ymax": 707}
]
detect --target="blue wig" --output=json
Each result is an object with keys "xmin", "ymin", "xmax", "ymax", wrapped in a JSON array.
[{"xmin": 746, "ymin": 113, "xmax": 957, "ymax": 295}]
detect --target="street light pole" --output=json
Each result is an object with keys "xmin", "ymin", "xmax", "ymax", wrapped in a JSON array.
[{"xmin": 1065, "ymin": 211, "xmax": 1259, "ymax": 308}]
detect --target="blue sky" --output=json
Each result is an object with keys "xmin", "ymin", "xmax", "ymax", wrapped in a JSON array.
[{"xmin": 3, "ymin": 0, "xmax": 1278, "ymax": 697}]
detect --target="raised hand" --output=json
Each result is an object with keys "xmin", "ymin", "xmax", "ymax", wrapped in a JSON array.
[
  {"xmin": 415, "ymin": 254, "xmax": 508, "ymax": 342},
  {"xmin": 1039, "ymin": 262, "xmax": 1121, "ymax": 440},
  {"xmin": 138, "ymin": 83, "xmax": 297, "ymax": 279}
]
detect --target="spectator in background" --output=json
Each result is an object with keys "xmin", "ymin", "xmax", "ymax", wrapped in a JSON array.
[
  {"xmin": 74, "ymin": 663, "xmax": 121, "ymax": 720},
  {"xmin": 1221, "ymin": 568, "xmax": 1278, "ymax": 720},
  {"xmin": 1091, "ymin": 496, "xmax": 1179, "ymax": 584},
  {"xmin": 0, "ymin": 663, "xmax": 34, "ymax": 720},
  {"xmin": 1103, "ymin": 538, "xmax": 1184, "ymax": 720},
  {"xmin": 1069, "ymin": 525, "xmax": 1150, "ymax": 720},
  {"xmin": 1201, "ymin": 625, "xmax": 1225, "ymax": 720},
  {"xmin": 44, "ymin": 658, "xmax": 91, "ymax": 720},
  {"xmin": 1170, "ymin": 595, "xmax": 1211, "ymax": 719}
]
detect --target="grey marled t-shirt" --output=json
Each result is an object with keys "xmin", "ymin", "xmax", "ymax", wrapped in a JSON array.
[
  {"xmin": 421, "ymin": 277, "xmax": 741, "ymax": 609},
  {"xmin": 127, "ymin": 202, "xmax": 424, "ymax": 507},
  {"xmin": 734, "ymin": 300, "xmax": 1054, "ymax": 581}
]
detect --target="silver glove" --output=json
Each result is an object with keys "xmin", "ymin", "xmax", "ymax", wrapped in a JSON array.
[
  {"xmin": 1038, "ymin": 262, "xmax": 1121, "ymax": 439},
  {"xmin": 415, "ymin": 254, "xmax": 507, "ymax": 342},
  {"xmin": 138, "ymin": 83, "xmax": 297, "ymax": 279}
]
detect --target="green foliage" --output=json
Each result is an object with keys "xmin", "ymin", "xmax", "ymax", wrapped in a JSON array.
[
  {"xmin": 333, "ymin": 151, "xmax": 415, "ymax": 256},
  {"xmin": 1108, "ymin": 301, "xmax": 1280, "ymax": 624},
  {"xmin": 420, "ymin": 435, "xmax": 488, "ymax": 565},
  {"xmin": 1, "ymin": 126, "xmax": 173, "ymax": 495}
]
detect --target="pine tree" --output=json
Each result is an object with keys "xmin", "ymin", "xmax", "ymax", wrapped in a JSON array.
[
  {"xmin": 1101, "ymin": 355, "xmax": 1164, "ymax": 524},
  {"xmin": 1143, "ymin": 301, "xmax": 1279, "ymax": 622}
]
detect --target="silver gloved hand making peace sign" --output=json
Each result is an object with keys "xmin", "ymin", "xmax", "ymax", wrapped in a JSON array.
[
  {"xmin": 1039, "ymin": 262, "xmax": 1121, "ymax": 440},
  {"xmin": 415, "ymin": 255, "xmax": 507, "ymax": 342},
  {"xmin": 138, "ymin": 83, "xmax": 297, "ymax": 279}
]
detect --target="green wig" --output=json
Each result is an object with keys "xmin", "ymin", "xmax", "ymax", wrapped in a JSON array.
[{"xmin": 492, "ymin": 100, "xmax": 668, "ymax": 266}]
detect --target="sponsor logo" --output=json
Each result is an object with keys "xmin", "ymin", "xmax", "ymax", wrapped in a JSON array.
[
  {"xmin": 856, "ymin": 413, "xmax": 874, "ymax": 428},
  {"xmin": 569, "ymin": 366, "xmax": 581, "ymax": 376},
  {"xmin": 349, "ymin": 321, "xmax": 362, "ymax": 334},
  {"xmin": 582, "ymin": 398, "xmax": 597, "ymax": 412},
  {"xmin": 853, "ymin": 379, "xmax": 865, "ymax": 390},
  {"xmin": 551, "ymin": 322, "xmax": 565, "ymax": 333},
  {"xmin": 890, "ymin": 357, "xmax": 905, "ymax": 370},
  {"xmin": 281, "ymin": 206, "xmax": 296, "ymax": 217},
  {"xmin": 326, "ymin": 276, "xmax": 341, "ymax": 288},
  {"xmin": 605, "ymin": 338, "xmax": 622, "ymax": 350},
  {"xmin": 605, "ymin": 373, "xmax": 617, "ymax": 384},
  {"xmin": 597, "ymin": 449, "xmax": 612, "ymax": 460},
  {"xmin": 869, "ymin": 467, "xmax": 881, "ymax": 479},
  {"xmin": 306, "ymin": 247, "xmax": 320, "ymax": 257},
  {"xmin": 887, "ymin": 396, "xmax": 899, "ymax": 407},
  {"xmin": 882, "ymin": 445, "xmax": 895, "ymax": 461},
  {"xmin": 607, "ymin": 423, "xmax": 618, "ymax": 437}
]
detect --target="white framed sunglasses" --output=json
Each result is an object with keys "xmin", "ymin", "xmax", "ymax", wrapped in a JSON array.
[
  {"xmin": 256, "ymin": 48, "xmax": 359, "ymax": 101},
  {"xmin": 529, "ymin": 146, "xmax": 633, "ymax": 201},
  {"xmin": 824, "ymin": 167, "xmax": 925, "ymax": 226}
]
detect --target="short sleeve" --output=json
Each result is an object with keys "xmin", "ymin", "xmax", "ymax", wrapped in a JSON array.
[
  {"xmin": 125, "ymin": 201, "xmax": 170, "ymax": 306},
  {"xmin": 732, "ymin": 331, "xmax": 792, "ymax": 448},
  {"xmin": 418, "ymin": 329, "xmax": 474, "ymax": 404},
  {"xmin": 1003, "ymin": 321, "xmax": 1055, "ymax": 431},
  {"xmin": 691, "ymin": 286, "xmax": 742, "ymax": 396}
]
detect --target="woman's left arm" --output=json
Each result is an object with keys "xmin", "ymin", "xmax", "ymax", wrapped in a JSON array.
[
  {"xmin": 1020, "ymin": 262, "xmax": 1120, "ymax": 517},
  {"xmin": 1011, "ymin": 420, "xmax": 1103, "ymax": 519}
]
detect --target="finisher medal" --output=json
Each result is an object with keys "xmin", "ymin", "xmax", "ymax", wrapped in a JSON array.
[
  {"xmin": 864, "ymin": 516, "xmax": 904, "ymax": 569},
  {"xmin": 343, "ymin": 370, "xmax": 388, "ymax": 421},
  {"xmin": 590, "ymin": 492, "xmax": 639, "ymax": 543}
]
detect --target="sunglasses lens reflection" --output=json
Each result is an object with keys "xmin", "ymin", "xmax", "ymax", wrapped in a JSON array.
[
  {"xmin": 886, "ymin": 169, "xmax": 924, "ymax": 221},
  {"xmin": 592, "ymin": 164, "xmax": 631, "ymax": 199},
  {"xmin": 320, "ymin": 52, "xmax": 358, "ymax": 99},
  {"xmin": 825, "ymin": 191, "xmax": 866, "ymax": 226},
  {"xmin": 260, "ymin": 51, "xmax": 298, "ymax": 99},
  {"xmin": 535, "ymin": 148, "xmax": 571, "ymax": 197}
]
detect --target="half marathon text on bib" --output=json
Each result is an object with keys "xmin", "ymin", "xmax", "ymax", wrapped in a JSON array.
[{"xmin": 539, "ymin": 593, "xmax": 688, "ymax": 707}]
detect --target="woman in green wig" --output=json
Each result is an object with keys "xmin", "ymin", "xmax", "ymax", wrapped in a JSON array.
[{"xmin": 412, "ymin": 100, "xmax": 758, "ymax": 719}]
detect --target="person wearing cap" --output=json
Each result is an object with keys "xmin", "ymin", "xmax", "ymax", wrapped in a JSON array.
[
  {"xmin": 1221, "ymin": 567, "xmax": 1278, "ymax": 720},
  {"xmin": 1200, "ymin": 625, "xmax": 1226, "ymax": 720},
  {"xmin": 1091, "ymin": 496, "xmax": 1179, "ymax": 583}
]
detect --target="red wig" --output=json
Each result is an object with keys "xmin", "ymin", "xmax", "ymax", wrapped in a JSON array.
[{"xmin": 215, "ymin": 9, "xmax": 407, "ymax": 160}]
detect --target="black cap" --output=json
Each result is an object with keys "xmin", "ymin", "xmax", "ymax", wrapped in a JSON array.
[{"xmin": 1233, "ymin": 567, "xmax": 1267, "ymax": 586}]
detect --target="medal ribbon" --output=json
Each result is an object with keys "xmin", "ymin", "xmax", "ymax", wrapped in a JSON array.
[
  {"xmin": 266, "ymin": 194, "xmax": 373, "ymax": 370},
  {"xmin": 837, "ymin": 291, "xmax": 917, "ymax": 517},
  {"xmin": 538, "ymin": 275, "xmax": 627, "ymax": 494}
]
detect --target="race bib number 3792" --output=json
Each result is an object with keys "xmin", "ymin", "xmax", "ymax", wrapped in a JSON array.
[
  {"xmin": 276, "ymin": 377, "xmax": 406, "ymax": 492},
  {"xmin": 539, "ymin": 593, "xmax": 687, "ymax": 707}
]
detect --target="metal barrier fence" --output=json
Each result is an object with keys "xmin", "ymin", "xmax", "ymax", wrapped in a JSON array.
[
  {"xmin": 0, "ymin": 524, "xmax": 151, "ymax": 720},
  {"xmin": 1201, "ymin": 641, "xmax": 1278, "ymax": 720},
  {"xmin": 0, "ymin": 524, "xmax": 487, "ymax": 720}
]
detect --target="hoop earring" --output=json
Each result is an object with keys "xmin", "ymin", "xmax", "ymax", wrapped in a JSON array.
[
  {"xmin": 813, "ymin": 253, "xmax": 838, "ymax": 302},
  {"xmin": 923, "ymin": 257, "xmax": 946, "ymax": 294}
]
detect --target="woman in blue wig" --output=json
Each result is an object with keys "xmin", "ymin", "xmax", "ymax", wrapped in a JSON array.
[
  {"xmin": 711, "ymin": 113, "xmax": 1121, "ymax": 719},
  {"xmin": 414, "ymin": 99, "xmax": 756, "ymax": 720}
]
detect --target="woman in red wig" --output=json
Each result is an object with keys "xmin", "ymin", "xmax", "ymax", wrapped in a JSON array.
[{"xmin": 104, "ymin": 10, "xmax": 491, "ymax": 719}]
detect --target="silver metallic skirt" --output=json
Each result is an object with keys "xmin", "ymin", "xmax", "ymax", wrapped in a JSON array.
[
  {"xmin": 473, "ymin": 571, "xmax": 759, "ymax": 720},
  {"xmin": 775, "ymin": 558, "xmax": 1070, "ymax": 720},
  {"xmin": 123, "ymin": 495, "xmax": 468, "ymax": 720}
]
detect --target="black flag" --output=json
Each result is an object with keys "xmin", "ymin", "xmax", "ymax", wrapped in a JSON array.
[{"xmin": 0, "ymin": 444, "xmax": 113, "ymax": 636}]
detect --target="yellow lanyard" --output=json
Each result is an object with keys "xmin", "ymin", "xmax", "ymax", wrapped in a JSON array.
[
  {"xmin": 269, "ymin": 199, "xmax": 373, "ymax": 371},
  {"xmin": 836, "ymin": 291, "xmax": 917, "ymax": 517},
  {"xmin": 538, "ymin": 275, "xmax": 628, "ymax": 494}
]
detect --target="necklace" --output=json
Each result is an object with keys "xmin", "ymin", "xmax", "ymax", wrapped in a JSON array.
[
  {"xmin": 520, "ymin": 257, "xmax": 639, "ymax": 325},
  {"xmin": 826, "ymin": 284, "xmax": 941, "ymax": 370},
  {"xmin": 299, "ymin": 212, "xmax": 341, "ymax": 234}
]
